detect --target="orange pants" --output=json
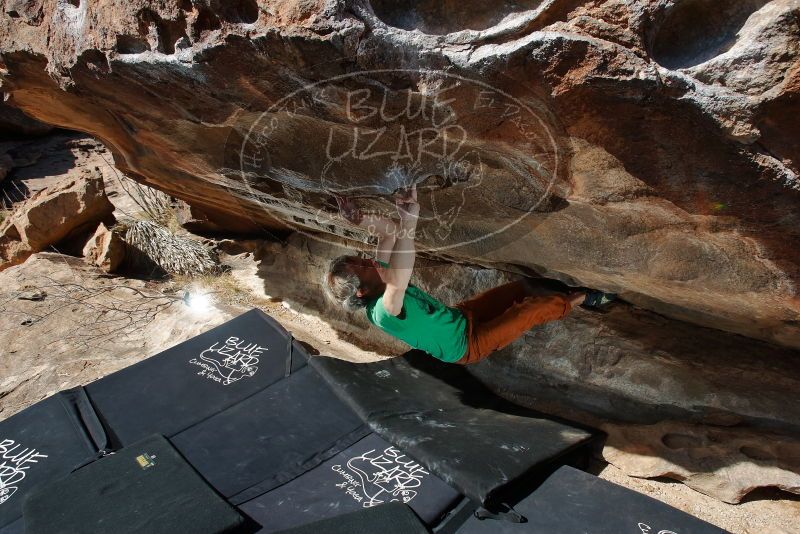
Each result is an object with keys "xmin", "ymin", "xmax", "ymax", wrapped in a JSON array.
[{"xmin": 454, "ymin": 280, "xmax": 572, "ymax": 365}]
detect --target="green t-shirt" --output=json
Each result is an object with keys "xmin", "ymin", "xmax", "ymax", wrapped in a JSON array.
[{"xmin": 365, "ymin": 260, "xmax": 468, "ymax": 362}]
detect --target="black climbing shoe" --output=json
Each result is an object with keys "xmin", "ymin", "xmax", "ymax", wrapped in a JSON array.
[{"xmin": 580, "ymin": 290, "xmax": 617, "ymax": 312}]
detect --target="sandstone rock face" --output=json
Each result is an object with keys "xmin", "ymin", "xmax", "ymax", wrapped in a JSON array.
[
  {"xmin": 0, "ymin": 100, "xmax": 52, "ymax": 138},
  {"xmin": 82, "ymin": 221, "xmax": 126, "ymax": 272},
  {"xmin": 0, "ymin": 131, "xmax": 159, "ymax": 219},
  {"xmin": 174, "ymin": 198, "xmax": 230, "ymax": 234},
  {"xmin": 1, "ymin": 0, "xmax": 799, "ymax": 504},
  {"xmin": 0, "ymin": 169, "xmax": 115, "ymax": 270},
  {"xmin": 601, "ymin": 421, "xmax": 800, "ymax": 504},
  {"xmin": 1, "ymin": 0, "xmax": 798, "ymax": 349}
]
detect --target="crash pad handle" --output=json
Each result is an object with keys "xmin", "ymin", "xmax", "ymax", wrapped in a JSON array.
[
  {"xmin": 474, "ymin": 503, "xmax": 526, "ymax": 523},
  {"xmin": 285, "ymin": 333, "xmax": 294, "ymax": 378},
  {"xmin": 58, "ymin": 386, "xmax": 110, "ymax": 455}
]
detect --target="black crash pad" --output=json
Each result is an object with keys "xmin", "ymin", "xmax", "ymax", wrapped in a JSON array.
[
  {"xmin": 276, "ymin": 502, "xmax": 428, "ymax": 534},
  {"xmin": 311, "ymin": 351, "xmax": 596, "ymax": 508},
  {"xmin": 239, "ymin": 432, "xmax": 462, "ymax": 532},
  {"xmin": 23, "ymin": 434, "xmax": 245, "ymax": 534},
  {"xmin": 171, "ymin": 365, "xmax": 370, "ymax": 504},
  {"xmin": 86, "ymin": 309, "xmax": 309, "ymax": 446},
  {"xmin": 0, "ymin": 520, "xmax": 22, "ymax": 534},
  {"xmin": 0, "ymin": 390, "xmax": 105, "ymax": 530},
  {"xmin": 455, "ymin": 465, "xmax": 730, "ymax": 534}
]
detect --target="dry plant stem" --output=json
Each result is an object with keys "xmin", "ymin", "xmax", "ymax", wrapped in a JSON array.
[
  {"xmin": 98, "ymin": 152, "xmax": 172, "ymax": 223},
  {"xmin": 0, "ymin": 274, "xmax": 181, "ymax": 351}
]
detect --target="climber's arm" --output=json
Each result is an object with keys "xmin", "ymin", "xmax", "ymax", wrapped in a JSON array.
[
  {"xmin": 333, "ymin": 194, "xmax": 397, "ymax": 265},
  {"xmin": 382, "ymin": 186, "xmax": 419, "ymax": 316},
  {"xmin": 361, "ymin": 213, "xmax": 397, "ymax": 266},
  {"xmin": 374, "ymin": 228, "xmax": 396, "ymax": 266}
]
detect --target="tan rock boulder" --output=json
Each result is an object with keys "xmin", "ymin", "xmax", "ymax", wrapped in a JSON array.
[
  {"xmin": 602, "ymin": 421, "xmax": 800, "ymax": 504},
  {"xmin": 0, "ymin": 169, "xmax": 114, "ymax": 271},
  {"xmin": 82, "ymin": 222, "xmax": 126, "ymax": 272}
]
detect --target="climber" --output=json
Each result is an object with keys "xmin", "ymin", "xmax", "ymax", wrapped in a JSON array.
[{"xmin": 324, "ymin": 185, "xmax": 615, "ymax": 364}]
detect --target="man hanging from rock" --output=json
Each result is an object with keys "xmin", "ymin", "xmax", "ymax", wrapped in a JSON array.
[{"xmin": 325, "ymin": 185, "xmax": 615, "ymax": 364}]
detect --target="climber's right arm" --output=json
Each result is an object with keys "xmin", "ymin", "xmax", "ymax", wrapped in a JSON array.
[{"xmin": 382, "ymin": 186, "xmax": 419, "ymax": 316}]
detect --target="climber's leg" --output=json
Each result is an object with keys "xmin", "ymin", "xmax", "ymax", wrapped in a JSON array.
[
  {"xmin": 456, "ymin": 294, "xmax": 573, "ymax": 365},
  {"xmin": 455, "ymin": 279, "xmax": 531, "ymax": 323},
  {"xmin": 581, "ymin": 290, "xmax": 617, "ymax": 310}
]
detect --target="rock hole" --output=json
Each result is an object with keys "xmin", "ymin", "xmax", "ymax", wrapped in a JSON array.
[
  {"xmin": 79, "ymin": 49, "xmax": 109, "ymax": 73},
  {"xmin": 651, "ymin": 0, "xmax": 770, "ymax": 69},
  {"xmin": 192, "ymin": 8, "xmax": 222, "ymax": 39},
  {"xmin": 661, "ymin": 433, "xmax": 703, "ymax": 449},
  {"xmin": 115, "ymin": 35, "xmax": 151, "ymax": 54},
  {"xmin": 212, "ymin": 0, "xmax": 259, "ymax": 24},
  {"xmin": 4, "ymin": 224, "xmax": 21, "ymax": 240},
  {"xmin": 66, "ymin": 0, "xmax": 80, "ymax": 6},
  {"xmin": 178, "ymin": 0, "xmax": 193, "ymax": 11},
  {"xmin": 5, "ymin": 1, "xmax": 45, "ymax": 25},
  {"xmin": 138, "ymin": 9, "xmax": 189, "ymax": 55},
  {"xmin": 738, "ymin": 486, "xmax": 800, "ymax": 504},
  {"xmin": 370, "ymin": 0, "xmax": 545, "ymax": 35},
  {"xmin": 739, "ymin": 446, "xmax": 775, "ymax": 462}
]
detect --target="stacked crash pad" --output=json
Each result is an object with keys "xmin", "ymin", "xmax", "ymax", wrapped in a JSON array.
[
  {"xmin": 453, "ymin": 465, "xmax": 729, "ymax": 533},
  {"xmin": 309, "ymin": 350, "xmax": 597, "ymax": 509},
  {"xmin": 22, "ymin": 434, "xmax": 246, "ymax": 534},
  {"xmin": 0, "ymin": 308, "xmax": 725, "ymax": 533},
  {"xmin": 0, "ymin": 310, "xmax": 490, "ymax": 531},
  {"xmin": 0, "ymin": 390, "xmax": 107, "ymax": 533}
]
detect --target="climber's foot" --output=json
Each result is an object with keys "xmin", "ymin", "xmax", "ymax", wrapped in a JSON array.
[{"xmin": 580, "ymin": 290, "xmax": 617, "ymax": 312}]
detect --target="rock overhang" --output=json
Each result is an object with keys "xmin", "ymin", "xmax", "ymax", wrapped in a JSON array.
[{"xmin": 0, "ymin": 0, "xmax": 798, "ymax": 348}]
